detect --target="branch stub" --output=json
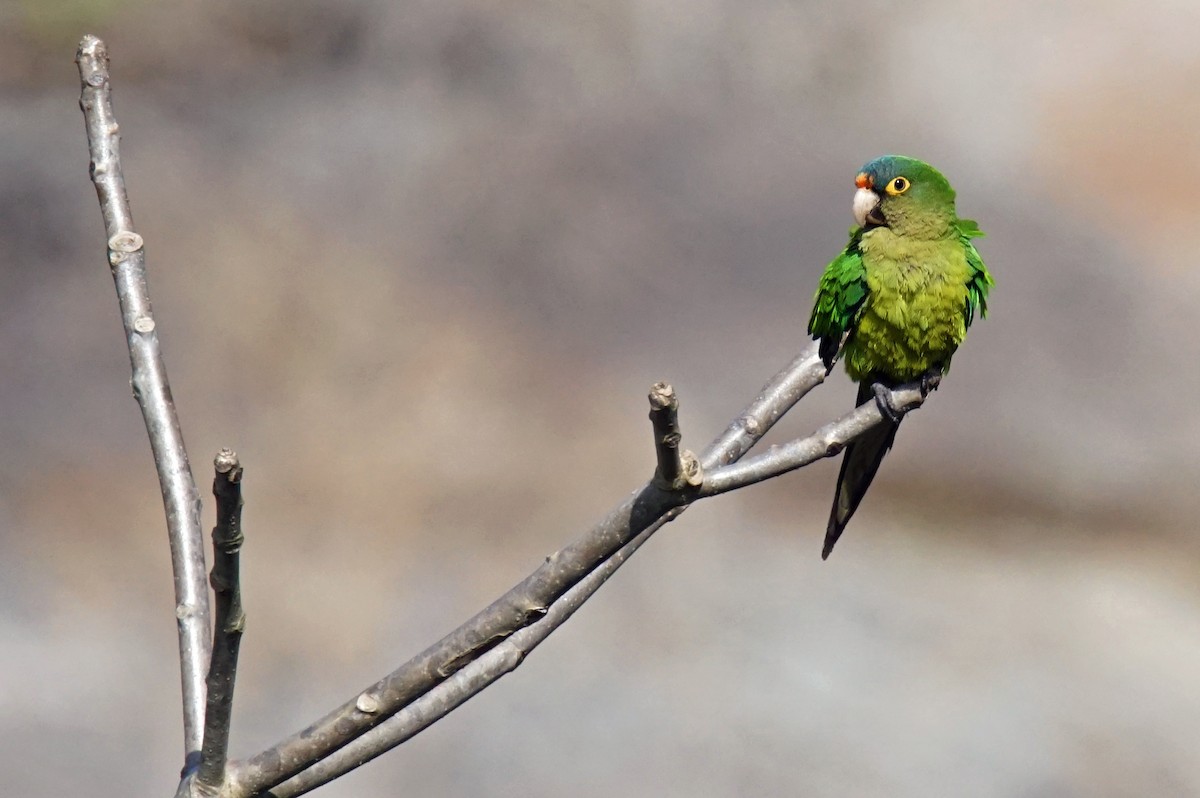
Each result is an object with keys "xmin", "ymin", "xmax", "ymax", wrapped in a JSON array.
[{"xmin": 108, "ymin": 231, "xmax": 144, "ymax": 254}]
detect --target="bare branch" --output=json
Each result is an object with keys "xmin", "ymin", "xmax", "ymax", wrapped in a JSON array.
[
  {"xmin": 702, "ymin": 347, "xmax": 834, "ymax": 466},
  {"xmin": 196, "ymin": 450, "xmax": 247, "ymax": 793},
  {"xmin": 70, "ymin": 37, "xmax": 961, "ymax": 798},
  {"xmin": 235, "ymin": 346, "xmax": 831, "ymax": 797},
  {"xmin": 230, "ymin": 483, "xmax": 683, "ymax": 795},
  {"xmin": 701, "ymin": 382, "xmax": 929, "ymax": 495},
  {"xmin": 76, "ymin": 34, "xmax": 212, "ymax": 761},
  {"xmin": 648, "ymin": 382, "xmax": 702, "ymax": 490},
  {"xmin": 264, "ymin": 512, "xmax": 668, "ymax": 798}
]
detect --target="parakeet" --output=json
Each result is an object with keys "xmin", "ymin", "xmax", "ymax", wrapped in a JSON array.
[{"xmin": 807, "ymin": 155, "xmax": 993, "ymax": 559}]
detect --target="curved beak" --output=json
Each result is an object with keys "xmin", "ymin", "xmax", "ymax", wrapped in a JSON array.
[{"xmin": 852, "ymin": 186, "xmax": 885, "ymax": 228}]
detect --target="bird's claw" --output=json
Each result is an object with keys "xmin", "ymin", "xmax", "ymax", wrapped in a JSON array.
[
  {"xmin": 870, "ymin": 382, "xmax": 904, "ymax": 424},
  {"xmin": 920, "ymin": 367, "xmax": 943, "ymax": 397}
]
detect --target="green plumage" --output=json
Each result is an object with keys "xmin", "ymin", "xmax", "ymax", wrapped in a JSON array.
[{"xmin": 807, "ymin": 156, "xmax": 993, "ymax": 558}]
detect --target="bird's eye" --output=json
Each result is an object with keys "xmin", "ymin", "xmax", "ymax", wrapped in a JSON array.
[{"xmin": 886, "ymin": 176, "xmax": 910, "ymax": 195}]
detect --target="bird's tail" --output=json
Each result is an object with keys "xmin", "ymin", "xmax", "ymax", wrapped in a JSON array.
[{"xmin": 822, "ymin": 381, "xmax": 901, "ymax": 559}]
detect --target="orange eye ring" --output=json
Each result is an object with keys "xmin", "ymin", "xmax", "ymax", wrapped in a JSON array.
[{"xmin": 885, "ymin": 176, "xmax": 910, "ymax": 196}]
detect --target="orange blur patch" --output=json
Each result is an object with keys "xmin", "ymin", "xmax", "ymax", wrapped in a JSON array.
[{"xmin": 855, "ymin": 172, "xmax": 872, "ymax": 189}]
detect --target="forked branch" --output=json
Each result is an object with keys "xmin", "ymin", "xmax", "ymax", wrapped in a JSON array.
[
  {"xmin": 77, "ymin": 36, "xmax": 940, "ymax": 798},
  {"xmin": 701, "ymin": 382, "xmax": 929, "ymax": 495},
  {"xmin": 261, "ymin": 354, "xmax": 843, "ymax": 797},
  {"xmin": 239, "ymin": 357, "xmax": 942, "ymax": 798}
]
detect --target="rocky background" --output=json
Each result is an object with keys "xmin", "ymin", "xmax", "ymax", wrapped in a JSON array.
[{"xmin": 2, "ymin": 1, "xmax": 1198, "ymax": 795}]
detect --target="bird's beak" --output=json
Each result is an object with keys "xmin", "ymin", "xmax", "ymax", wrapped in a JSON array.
[{"xmin": 852, "ymin": 172, "xmax": 886, "ymax": 228}]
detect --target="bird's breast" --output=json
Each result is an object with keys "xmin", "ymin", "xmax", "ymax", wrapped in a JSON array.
[{"xmin": 844, "ymin": 234, "xmax": 972, "ymax": 382}]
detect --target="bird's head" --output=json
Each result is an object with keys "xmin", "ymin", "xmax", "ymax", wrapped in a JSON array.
[{"xmin": 852, "ymin": 155, "xmax": 957, "ymax": 238}]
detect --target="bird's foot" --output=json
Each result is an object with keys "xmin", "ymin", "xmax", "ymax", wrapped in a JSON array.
[
  {"xmin": 920, "ymin": 366, "xmax": 944, "ymax": 397},
  {"xmin": 870, "ymin": 382, "xmax": 904, "ymax": 424}
]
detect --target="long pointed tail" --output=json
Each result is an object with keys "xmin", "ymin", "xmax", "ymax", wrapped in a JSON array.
[{"xmin": 822, "ymin": 382, "xmax": 901, "ymax": 559}]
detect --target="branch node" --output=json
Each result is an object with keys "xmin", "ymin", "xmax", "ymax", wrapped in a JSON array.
[
  {"xmin": 108, "ymin": 230, "xmax": 144, "ymax": 254},
  {"xmin": 521, "ymin": 605, "xmax": 549, "ymax": 624},
  {"xmin": 355, "ymin": 693, "xmax": 381, "ymax": 715},
  {"xmin": 680, "ymin": 449, "xmax": 703, "ymax": 487},
  {"xmin": 176, "ymin": 602, "xmax": 203, "ymax": 621},
  {"xmin": 648, "ymin": 381, "xmax": 676, "ymax": 411},
  {"xmin": 214, "ymin": 447, "xmax": 241, "ymax": 477}
]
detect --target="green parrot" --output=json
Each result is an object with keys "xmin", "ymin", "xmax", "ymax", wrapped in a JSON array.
[{"xmin": 807, "ymin": 155, "xmax": 993, "ymax": 559}]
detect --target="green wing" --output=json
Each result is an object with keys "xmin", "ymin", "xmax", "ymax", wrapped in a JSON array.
[
  {"xmin": 808, "ymin": 228, "xmax": 868, "ymax": 370},
  {"xmin": 956, "ymin": 219, "xmax": 994, "ymax": 328}
]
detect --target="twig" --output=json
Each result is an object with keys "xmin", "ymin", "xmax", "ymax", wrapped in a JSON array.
[
  {"xmin": 263, "ymin": 514, "xmax": 668, "ymax": 798},
  {"xmin": 196, "ymin": 450, "xmax": 247, "ymax": 794},
  {"xmin": 231, "ymin": 483, "xmax": 683, "ymax": 796},
  {"xmin": 701, "ymin": 382, "xmax": 929, "ymax": 495},
  {"xmin": 240, "ymin": 346, "xmax": 831, "ymax": 797},
  {"xmin": 648, "ymin": 383, "xmax": 702, "ymax": 490},
  {"xmin": 76, "ymin": 34, "xmax": 212, "ymax": 761}
]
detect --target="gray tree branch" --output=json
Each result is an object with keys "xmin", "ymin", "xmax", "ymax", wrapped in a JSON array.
[
  {"xmin": 76, "ymin": 36, "xmax": 939, "ymax": 798},
  {"xmin": 262, "ymin": 365, "xmax": 932, "ymax": 798},
  {"xmin": 701, "ymin": 382, "xmax": 930, "ymax": 495},
  {"xmin": 195, "ymin": 450, "xmax": 247, "ymax": 795},
  {"xmin": 76, "ymin": 34, "xmax": 212, "ymax": 763},
  {"xmin": 648, "ymin": 382, "xmax": 702, "ymax": 490},
  {"xmin": 239, "ymin": 349, "xmax": 835, "ymax": 797}
]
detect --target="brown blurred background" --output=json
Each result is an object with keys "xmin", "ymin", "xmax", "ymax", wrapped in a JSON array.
[{"xmin": 2, "ymin": 1, "xmax": 1199, "ymax": 795}]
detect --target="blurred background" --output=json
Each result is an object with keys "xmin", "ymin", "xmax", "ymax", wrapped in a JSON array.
[{"xmin": 2, "ymin": 1, "xmax": 1199, "ymax": 795}]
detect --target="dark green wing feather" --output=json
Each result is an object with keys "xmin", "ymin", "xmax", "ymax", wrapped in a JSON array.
[
  {"xmin": 808, "ymin": 227, "xmax": 868, "ymax": 371},
  {"xmin": 956, "ymin": 218, "xmax": 994, "ymax": 328}
]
